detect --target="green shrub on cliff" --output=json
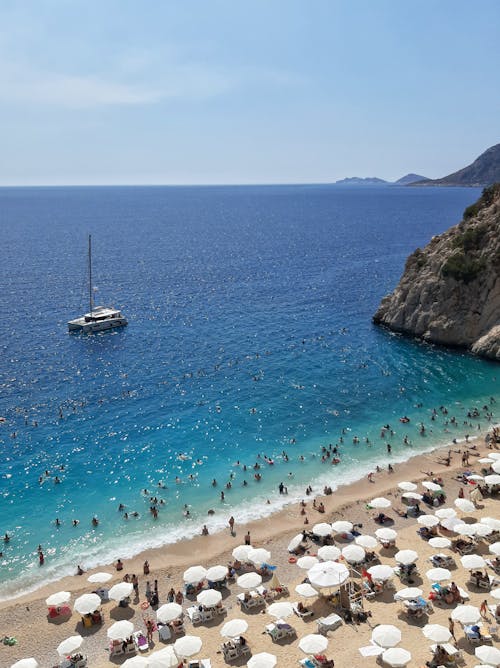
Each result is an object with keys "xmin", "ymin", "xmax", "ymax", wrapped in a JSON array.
[{"xmin": 441, "ymin": 251, "xmax": 485, "ymax": 283}]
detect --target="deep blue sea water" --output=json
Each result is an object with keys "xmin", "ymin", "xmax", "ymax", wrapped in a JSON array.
[{"xmin": 1, "ymin": 184, "xmax": 498, "ymax": 600}]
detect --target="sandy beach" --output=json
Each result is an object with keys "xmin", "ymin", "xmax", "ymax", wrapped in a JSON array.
[{"xmin": 2, "ymin": 436, "xmax": 499, "ymax": 668}]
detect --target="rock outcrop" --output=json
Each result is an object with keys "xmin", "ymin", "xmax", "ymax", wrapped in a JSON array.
[
  {"xmin": 373, "ymin": 184, "xmax": 500, "ymax": 360},
  {"xmin": 412, "ymin": 143, "xmax": 500, "ymax": 186}
]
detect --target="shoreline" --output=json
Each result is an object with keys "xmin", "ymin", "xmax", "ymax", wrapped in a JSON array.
[{"xmin": 1, "ymin": 430, "xmax": 494, "ymax": 611}]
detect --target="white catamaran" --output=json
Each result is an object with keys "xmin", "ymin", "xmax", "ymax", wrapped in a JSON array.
[{"xmin": 68, "ymin": 235, "xmax": 128, "ymax": 333}]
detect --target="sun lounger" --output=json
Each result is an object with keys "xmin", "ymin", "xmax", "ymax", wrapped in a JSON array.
[
  {"xmin": 236, "ymin": 592, "xmax": 266, "ymax": 610},
  {"xmin": 186, "ymin": 605, "xmax": 215, "ymax": 624},
  {"xmin": 158, "ymin": 624, "xmax": 172, "ymax": 641},
  {"xmin": 133, "ymin": 631, "xmax": 149, "ymax": 652},
  {"xmin": 317, "ymin": 613, "xmax": 342, "ymax": 634},
  {"xmin": 293, "ymin": 602, "xmax": 314, "ymax": 618},
  {"xmin": 265, "ymin": 619, "xmax": 297, "ymax": 641},
  {"xmin": 188, "ymin": 660, "xmax": 211, "ymax": 668}
]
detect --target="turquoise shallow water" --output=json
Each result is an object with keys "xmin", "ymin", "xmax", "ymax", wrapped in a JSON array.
[{"xmin": 0, "ymin": 184, "xmax": 497, "ymax": 600}]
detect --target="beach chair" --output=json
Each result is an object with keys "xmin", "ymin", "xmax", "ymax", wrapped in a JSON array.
[
  {"xmin": 109, "ymin": 640, "xmax": 124, "ymax": 657},
  {"xmin": 265, "ymin": 619, "xmax": 297, "ymax": 641},
  {"xmin": 189, "ymin": 661, "xmax": 211, "ymax": 668},
  {"xmin": 316, "ymin": 613, "xmax": 342, "ymax": 634},
  {"xmin": 133, "ymin": 631, "xmax": 149, "ymax": 652},
  {"xmin": 186, "ymin": 605, "xmax": 214, "ymax": 624},
  {"xmin": 236, "ymin": 592, "xmax": 265, "ymax": 610},
  {"xmin": 158, "ymin": 624, "xmax": 172, "ymax": 642},
  {"xmin": 293, "ymin": 602, "xmax": 314, "ymax": 618},
  {"xmin": 222, "ymin": 643, "xmax": 240, "ymax": 662}
]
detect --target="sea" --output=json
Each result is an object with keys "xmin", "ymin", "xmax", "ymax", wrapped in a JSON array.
[{"xmin": 0, "ymin": 183, "xmax": 497, "ymax": 601}]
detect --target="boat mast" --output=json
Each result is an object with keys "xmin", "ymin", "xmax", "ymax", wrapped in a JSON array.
[{"xmin": 88, "ymin": 234, "xmax": 93, "ymax": 316}]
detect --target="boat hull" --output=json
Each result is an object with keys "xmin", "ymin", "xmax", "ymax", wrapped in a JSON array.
[{"xmin": 68, "ymin": 317, "xmax": 128, "ymax": 333}]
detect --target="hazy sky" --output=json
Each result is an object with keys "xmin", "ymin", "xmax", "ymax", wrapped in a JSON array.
[{"xmin": 1, "ymin": 1, "xmax": 499, "ymax": 185}]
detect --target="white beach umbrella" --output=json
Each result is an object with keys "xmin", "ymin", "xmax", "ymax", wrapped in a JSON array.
[
  {"xmin": 11, "ymin": 660, "xmax": 39, "ymax": 668},
  {"xmin": 288, "ymin": 533, "xmax": 304, "ymax": 552},
  {"xmin": 183, "ymin": 565, "xmax": 207, "ymax": 584},
  {"xmin": 206, "ymin": 565, "xmax": 228, "ymax": 582},
  {"xmin": 312, "ymin": 522, "xmax": 333, "ymax": 537},
  {"xmin": 490, "ymin": 587, "xmax": 500, "ymax": 600},
  {"xmin": 394, "ymin": 549, "xmax": 418, "ymax": 565},
  {"xmin": 484, "ymin": 474, "xmax": 500, "ymax": 485},
  {"xmin": 398, "ymin": 481, "xmax": 417, "ymax": 492},
  {"xmin": 490, "ymin": 453, "xmax": 500, "ymax": 460},
  {"xmin": 369, "ymin": 497, "xmax": 392, "ymax": 508},
  {"xmin": 454, "ymin": 498, "xmax": 476, "ymax": 513},
  {"xmin": 267, "ymin": 601, "xmax": 294, "ymax": 618},
  {"xmin": 481, "ymin": 517, "xmax": 500, "ymax": 531},
  {"xmin": 393, "ymin": 587, "xmax": 423, "ymax": 601},
  {"xmin": 451, "ymin": 604, "xmax": 481, "ymax": 625},
  {"xmin": 479, "ymin": 457, "xmax": 495, "ymax": 464},
  {"xmin": 422, "ymin": 481, "xmax": 442, "ymax": 492},
  {"xmin": 461, "ymin": 554, "xmax": 487, "ymax": 569},
  {"xmin": 401, "ymin": 492, "xmax": 423, "ymax": 501},
  {"xmin": 375, "ymin": 528, "xmax": 397, "ymax": 542},
  {"xmin": 371, "ymin": 624, "xmax": 402, "ymax": 648},
  {"xmin": 381, "ymin": 647, "xmax": 412, "ymax": 667},
  {"xmin": 197, "ymin": 589, "xmax": 222, "ymax": 607},
  {"xmin": 296, "ymin": 555, "xmax": 319, "ymax": 569},
  {"xmin": 426, "ymin": 567, "xmax": 451, "ymax": 582},
  {"xmin": 467, "ymin": 474, "xmax": 485, "ymax": 482},
  {"xmin": 489, "ymin": 542, "xmax": 500, "ymax": 556},
  {"xmin": 307, "ymin": 560, "xmax": 349, "ymax": 589},
  {"xmin": 331, "ymin": 520, "xmax": 353, "ymax": 533},
  {"xmin": 298, "ymin": 634, "xmax": 328, "ymax": 654},
  {"xmin": 342, "ymin": 545, "xmax": 366, "ymax": 563},
  {"xmin": 237, "ymin": 572, "xmax": 262, "ymax": 589},
  {"xmin": 317, "ymin": 545, "xmax": 341, "ymax": 560},
  {"xmin": 429, "ymin": 536, "xmax": 452, "ymax": 549},
  {"xmin": 435, "ymin": 507, "xmax": 457, "ymax": 519},
  {"xmin": 108, "ymin": 581, "xmax": 133, "ymax": 601},
  {"xmin": 417, "ymin": 514, "xmax": 439, "ymax": 527},
  {"xmin": 295, "ymin": 583, "xmax": 319, "ymax": 598},
  {"xmin": 422, "ymin": 623, "xmax": 452, "ymax": 643},
  {"xmin": 440, "ymin": 516, "xmax": 462, "ymax": 531},
  {"xmin": 221, "ymin": 618, "xmax": 248, "ymax": 638},
  {"xmin": 475, "ymin": 646, "xmax": 500, "ymax": 666},
  {"xmin": 157, "ymin": 603, "xmax": 183, "ymax": 623},
  {"xmin": 232, "ymin": 545, "xmax": 253, "ymax": 561},
  {"xmin": 74, "ymin": 593, "xmax": 101, "ymax": 615},
  {"xmin": 148, "ymin": 647, "xmax": 179, "ymax": 668},
  {"xmin": 87, "ymin": 571, "xmax": 113, "ymax": 583},
  {"xmin": 474, "ymin": 523, "xmax": 493, "ymax": 537},
  {"xmin": 367, "ymin": 564, "xmax": 394, "ymax": 581},
  {"xmin": 107, "ymin": 620, "xmax": 134, "ymax": 641},
  {"xmin": 57, "ymin": 635, "xmax": 83, "ymax": 657},
  {"xmin": 473, "ymin": 665, "xmax": 496, "ymax": 668},
  {"xmin": 355, "ymin": 535, "xmax": 378, "ymax": 549},
  {"xmin": 174, "ymin": 635, "xmax": 202, "ymax": 658},
  {"xmin": 122, "ymin": 658, "xmax": 149, "ymax": 668},
  {"xmin": 454, "ymin": 522, "xmax": 477, "ymax": 536},
  {"xmin": 493, "ymin": 460, "xmax": 500, "ymax": 473},
  {"xmin": 247, "ymin": 652, "xmax": 277, "ymax": 668},
  {"xmin": 247, "ymin": 548, "xmax": 271, "ymax": 565},
  {"xmin": 45, "ymin": 591, "xmax": 71, "ymax": 606}
]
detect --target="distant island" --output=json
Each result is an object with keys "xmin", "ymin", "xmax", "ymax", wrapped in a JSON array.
[
  {"xmin": 412, "ymin": 143, "xmax": 500, "ymax": 186},
  {"xmin": 333, "ymin": 173, "xmax": 429, "ymax": 186}
]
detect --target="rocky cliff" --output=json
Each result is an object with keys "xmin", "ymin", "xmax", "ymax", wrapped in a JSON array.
[
  {"xmin": 373, "ymin": 184, "xmax": 500, "ymax": 360},
  {"xmin": 412, "ymin": 143, "xmax": 500, "ymax": 186}
]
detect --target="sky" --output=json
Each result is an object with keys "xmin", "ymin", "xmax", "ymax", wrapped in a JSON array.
[{"xmin": 0, "ymin": 0, "xmax": 499, "ymax": 185}]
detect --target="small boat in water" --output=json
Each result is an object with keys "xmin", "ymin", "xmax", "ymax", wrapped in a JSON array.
[{"xmin": 68, "ymin": 235, "xmax": 128, "ymax": 333}]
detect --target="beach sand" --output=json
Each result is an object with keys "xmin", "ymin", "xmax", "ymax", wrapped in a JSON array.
[{"xmin": 1, "ymin": 438, "xmax": 499, "ymax": 667}]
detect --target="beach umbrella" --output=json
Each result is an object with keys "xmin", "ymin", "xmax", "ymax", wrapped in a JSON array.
[
  {"xmin": 317, "ymin": 545, "xmax": 341, "ymax": 560},
  {"xmin": 481, "ymin": 517, "xmax": 500, "ymax": 531},
  {"xmin": 422, "ymin": 481, "xmax": 441, "ymax": 492},
  {"xmin": 295, "ymin": 583, "xmax": 319, "ymax": 598},
  {"xmin": 197, "ymin": 589, "xmax": 222, "ymax": 607},
  {"xmin": 461, "ymin": 554, "xmax": 487, "ymax": 569},
  {"xmin": 454, "ymin": 522, "xmax": 477, "ymax": 536},
  {"xmin": 45, "ymin": 591, "xmax": 70, "ymax": 606},
  {"xmin": 489, "ymin": 542, "xmax": 500, "ymax": 556},
  {"xmin": 467, "ymin": 474, "xmax": 485, "ymax": 482},
  {"xmin": 489, "ymin": 453, "xmax": 500, "ymax": 460},
  {"xmin": 429, "ymin": 536, "xmax": 452, "ymax": 549},
  {"xmin": 267, "ymin": 601, "xmax": 294, "ymax": 618},
  {"xmin": 331, "ymin": 520, "xmax": 353, "ymax": 533},
  {"xmin": 296, "ymin": 555, "xmax": 319, "ymax": 569},
  {"xmin": 107, "ymin": 620, "xmax": 134, "ymax": 641},
  {"xmin": 355, "ymin": 535, "xmax": 378, "ymax": 549},
  {"xmin": 87, "ymin": 571, "xmax": 113, "ymax": 583},
  {"xmin": 473, "ymin": 665, "xmax": 496, "ymax": 668},
  {"xmin": 298, "ymin": 634, "xmax": 328, "ymax": 654},
  {"xmin": 393, "ymin": 587, "xmax": 423, "ymax": 601},
  {"xmin": 157, "ymin": 603, "xmax": 183, "ymax": 623},
  {"xmin": 148, "ymin": 647, "xmax": 178, "ymax": 668},
  {"xmin": 451, "ymin": 604, "xmax": 481, "ymax": 625},
  {"xmin": 288, "ymin": 533, "xmax": 304, "ymax": 552},
  {"xmin": 369, "ymin": 497, "xmax": 392, "ymax": 509},
  {"xmin": 74, "ymin": 593, "xmax": 101, "ymax": 615},
  {"xmin": 371, "ymin": 624, "xmax": 402, "ymax": 648},
  {"xmin": 381, "ymin": 648, "xmax": 411, "ymax": 667},
  {"xmin": 11, "ymin": 660, "xmax": 39, "ymax": 668},
  {"xmin": 173, "ymin": 635, "xmax": 202, "ymax": 658},
  {"xmin": 247, "ymin": 653, "xmax": 277, "ymax": 668},
  {"xmin": 237, "ymin": 572, "xmax": 262, "ymax": 589},
  {"xmin": 375, "ymin": 528, "xmax": 397, "ymax": 542},
  {"xmin": 398, "ymin": 481, "xmax": 417, "ymax": 492},
  {"xmin": 220, "ymin": 619, "xmax": 248, "ymax": 638},
  {"xmin": 122, "ymin": 658, "xmax": 149, "ymax": 668},
  {"xmin": 454, "ymin": 498, "xmax": 476, "ymax": 513},
  {"xmin": 247, "ymin": 548, "xmax": 271, "ymax": 566},
  {"xmin": 56, "ymin": 635, "xmax": 83, "ymax": 657},
  {"xmin": 268, "ymin": 572, "xmax": 282, "ymax": 589},
  {"xmin": 484, "ymin": 474, "xmax": 500, "ymax": 486},
  {"xmin": 493, "ymin": 460, "xmax": 500, "ymax": 473},
  {"xmin": 440, "ymin": 516, "xmax": 462, "ymax": 531},
  {"xmin": 312, "ymin": 522, "xmax": 333, "ymax": 537},
  {"xmin": 307, "ymin": 560, "xmax": 349, "ymax": 589},
  {"xmin": 108, "ymin": 581, "xmax": 133, "ymax": 601},
  {"xmin": 426, "ymin": 567, "xmax": 451, "ymax": 582},
  {"xmin": 367, "ymin": 564, "xmax": 394, "ymax": 581},
  {"xmin": 394, "ymin": 549, "xmax": 418, "ymax": 565},
  {"xmin": 479, "ymin": 457, "xmax": 495, "ymax": 464},
  {"xmin": 358, "ymin": 645, "xmax": 384, "ymax": 657},
  {"xmin": 401, "ymin": 492, "xmax": 423, "ymax": 502},
  {"xmin": 490, "ymin": 587, "xmax": 500, "ymax": 600},
  {"xmin": 232, "ymin": 545, "xmax": 253, "ymax": 561},
  {"xmin": 475, "ymin": 646, "xmax": 500, "ymax": 666},
  {"xmin": 183, "ymin": 565, "xmax": 207, "ymax": 584},
  {"xmin": 417, "ymin": 514, "xmax": 439, "ymax": 527},
  {"xmin": 342, "ymin": 545, "xmax": 366, "ymax": 563},
  {"xmin": 435, "ymin": 508, "xmax": 457, "ymax": 519},
  {"xmin": 474, "ymin": 523, "xmax": 493, "ymax": 537},
  {"xmin": 422, "ymin": 623, "xmax": 452, "ymax": 643},
  {"xmin": 206, "ymin": 565, "xmax": 228, "ymax": 582}
]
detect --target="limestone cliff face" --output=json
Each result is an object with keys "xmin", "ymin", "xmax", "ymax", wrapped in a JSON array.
[{"xmin": 373, "ymin": 184, "xmax": 500, "ymax": 360}]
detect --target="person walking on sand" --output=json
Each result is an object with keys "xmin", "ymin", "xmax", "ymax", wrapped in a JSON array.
[
  {"xmin": 229, "ymin": 516, "xmax": 235, "ymax": 534},
  {"xmin": 245, "ymin": 531, "xmax": 251, "ymax": 545},
  {"xmin": 448, "ymin": 617, "xmax": 455, "ymax": 640}
]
